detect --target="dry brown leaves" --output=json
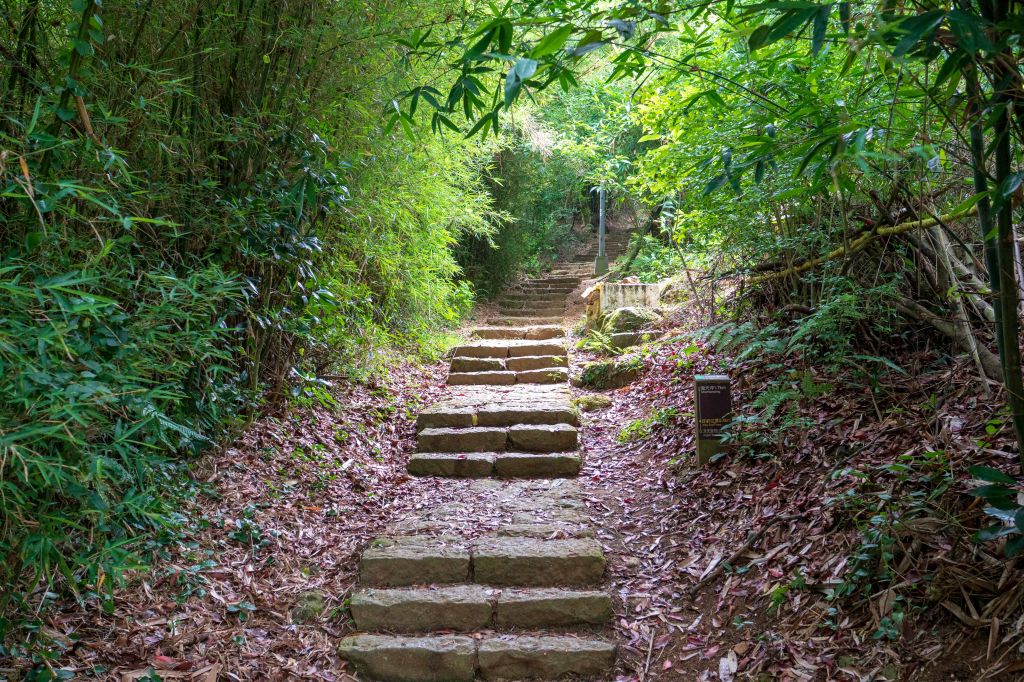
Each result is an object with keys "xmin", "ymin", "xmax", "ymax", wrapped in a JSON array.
[
  {"xmin": 571, "ymin": 318, "xmax": 1024, "ymax": 681},
  {"xmin": 10, "ymin": 360, "xmax": 449, "ymax": 681}
]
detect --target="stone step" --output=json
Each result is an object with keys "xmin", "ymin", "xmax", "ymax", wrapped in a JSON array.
[
  {"xmin": 452, "ymin": 340, "xmax": 566, "ymax": 359},
  {"xmin": 417, "ymin": 424, "xmax": 577, "ymax": 453},
  {"xmin": 450, "ymin": 357, "xmax": 505, "ymax": 373},
  {"xmin": 515, "ymin": 367, "xmax": 568, "ymax": 384},
  {"xmin": 360, "ymin": 536, "xmax": 606, "ymax": 587},
  {"xmin": 498, "ymin": 308, "xmax": 566, "ymax": 317},
  {"xmin": 447, "ymin": 367, "xmax": 567, "ymax": 386},
  {"xmin": 338, "ymin": 634, "xmax": 616, "ymax": 681},
  {"xmin": 506, "ymin": 355, "xmax": 565, "ymax": 371},
  {"xmin": 471, "ymin": 325, "xmax": 563, "ymax": 340},
  {"xmin": 408, "ymin": 451, "xmax": 581, "ymax": 478},
  {"xmin": 350, "ymin": 585, "xmax": 611, "ymax": 632},
  {"xmin": 487, "ymin": 316, "xmax": 564, "ymax": 326},
  {"xmin": 416, "ymin": 385, "xmax": 577, "ymax": 431},
  {"xmin": 447, "ymin": 371, "xmax": 516, "ymax": 386}
]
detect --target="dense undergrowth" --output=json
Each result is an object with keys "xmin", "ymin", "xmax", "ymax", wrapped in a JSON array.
[{"xmin": 0, "ymin": 0, "xmax": 595, "ymax": 652}]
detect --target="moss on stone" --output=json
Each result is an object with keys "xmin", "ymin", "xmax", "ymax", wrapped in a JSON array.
[{"xmin": 571, "ymin": 395, "xmax": 612, "ymax": 412}]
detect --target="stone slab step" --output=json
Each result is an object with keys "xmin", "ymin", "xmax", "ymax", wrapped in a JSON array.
[
  {"xmin": 350, "ymin": 585, "xmax": 611, "ymax": 631},
  {"xmin": 473, "ymin": 537, "xmax": 606, "ymax": 586},
  {"xmin": 471, "ymin": 325, "xmax": 562, "ymax": 340},
  {"xmin": 488, "ymin": 316, "xmax": 564, "ymax": 326},
  {"xmin": 447, "ymin": 368, "xmax": 568, "ymax": 386},
  {"xmin": 506, "ymin": 355, "xmax": 565, "ymax": 371},
  {"xmin": 360, "ymin": 536, "xmax": 605, "ymax": 587},
  {"xmin": 417, "ymin": 424, "xmax": 577, "ymax": 453},
  {"xmin": 338, "ymin": 634, "xmax": 615, "ymax": 681},
  {"xmin": 447, "ymin": 371, "xmax": 516, "ymax": 386},
  {"xmin": 498, "ymin": 307, "xmax": 565, "ymax": 316},
  {"xmin": 408, "ymin": 451, "xmax": 581, "ymax": 478},
  {"xmin": 360, "ymin": 537, "xmax": 470, "ymax": 586},
  {"xmin": 450, "ymin": 356, "xmax": 505, "ymax": 373},
  {"xmin": 515, "ymin": 368, "xmax": 568, "ymax": 384},
  {"xmin": 416, "ymin": 385, "xmax": 576, "ymax": 431},
  {"xmin": 452, "ymin": 340, "xmax": 565, "ymax": 359}
]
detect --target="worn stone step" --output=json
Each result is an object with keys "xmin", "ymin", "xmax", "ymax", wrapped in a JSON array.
[
  {"xmin": 408, "ymin": 451, "xmax": 581, "ymax": 478},
  {"xmin": 479, "ymin": 635, "xmax": 616, "ymax": 679},
  {"xmin": 508, "ymin": 423, "xmax": 577, "ymax": 452},
  {"xmin": 447, "ymin": 371, "xmax": 516, "ymax": 386},
  {"xmin": 474, "ymin": 537, "xmax": 606, "ymax": 586},
  {"xmin": 450, "ymin": 356, "xmax": 505, "ymax": 373},
  {"xmin": 360, "ymin": 537, "xmax": 470, "ymax": 586},
  {"xmin": 453, "ymin": 340, "xmax": 565, "ymax": 359},
  {"xmin": 498, "ymin": 307, "xmax": 565, "ymax": 317},
  {"xmin": 471, "ymin": 325, "xmax": 562, "ymax": 340},
  {"xmin": 515, "ymin": 368, "xmax": 569, "ymax": 384},
  {"xmin": 338, "ymin": 634, "xmax": 615, "ymax": 681},
  {"xmin": 501, "ymin": 293, "xmax": 566, "ymax": 301},
  {"xmin": 416, "ymin": 385, "xmax": 576, "ymax": 431},
  {"xmin": 506, "ymin": 355, "xmax": 565, "ymax": 371},
  {"xmin": 339, "ymin": 634, "xmax": 476, "ymax": 682},
  {"xmin": 417, "ymin": 424, "xmax": 577, "ymax": 453},
  {"xmin": 360, "ymin": 536, "xmax": 605, "ymax": 587},
  {"xmin": 417, "ymin": 427, "xmax": 507, "ymax": 452},
  {"xmin": 350, "ymin": 586, "xmax": 611, "ymax": 632},
  {"xmin": 351, "ymin": 585, "xmax": 494, "ymax": 632},
  {"xmin": 488, "ymin": 316, "xmax": 564, "ymax": 326}
]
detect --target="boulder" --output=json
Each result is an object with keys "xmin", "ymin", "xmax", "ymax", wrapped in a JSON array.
[{"xmin": 604, "ymin": 306, "xmax": 660, "ymax": 333}]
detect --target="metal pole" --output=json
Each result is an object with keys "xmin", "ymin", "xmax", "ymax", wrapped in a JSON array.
[{"xmin": 595, "ymin": 187, "xmax": 608, "ymax": 275}]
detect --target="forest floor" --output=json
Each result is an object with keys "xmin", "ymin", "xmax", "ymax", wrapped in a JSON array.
[{"xmin": 17, "ymin": 284, "xmax": 1024, "ymax": 681}]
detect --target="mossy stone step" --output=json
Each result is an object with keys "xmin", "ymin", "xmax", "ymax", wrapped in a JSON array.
[{"xmin": 350, "ymin": 585, "xmax": 611, "ymax": 631}]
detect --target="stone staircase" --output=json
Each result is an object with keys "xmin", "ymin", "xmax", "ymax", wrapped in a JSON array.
[
  {"xmin": 337, "ymin": 235, "xmax": 624, "ymax": 680},
  {"xmin": 487, "ymin": 229, "xmax": 633, "ymax": 326}
]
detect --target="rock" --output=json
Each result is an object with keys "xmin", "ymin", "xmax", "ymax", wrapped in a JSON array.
[
  {"xmin": 578, "ymin": 356, "xmax": 643, "ymax": 389},
  {"xmin": 571, "ymin": 394, "xmax": 612, "ymax": 412},
  {"xmin": 495, "ymin": 589, "xmax": 612, "ymax": 628},
  {"xmin": 338, "ymin": 634, "xmax": 476, "ymax": 682},
  {"xmin": 472, "ymin": 537, "xmax": 606, "ymax": 586},
  {"xmin": 604, "ymin": 306, "xmax": 660, "ymax": 333},
  {"xmin": 291, "ymin": 590, "xmax": 326, "ymax": 623},
  {"xmin": 417, "ymin": 427, "xmax": 507, "ymax": 453},
  {"xmin": 477, "ymin": 636, "xmax": 616, "ymax": 679},
  {"xmin": 359, "ymin": 537, "xmax": 470, "ymax": 586},
  {"xmin": 350, "ymin": 585, "xmax": 494, "ymax": 632},
  {"xmin": 507, "ymin": 424, "xmax": 577, "ymax": 452}
]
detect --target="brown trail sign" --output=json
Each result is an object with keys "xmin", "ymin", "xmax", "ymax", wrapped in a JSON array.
[{"xmin": 695, "ymin": 374, "xmax": 731, "ymax": 465}]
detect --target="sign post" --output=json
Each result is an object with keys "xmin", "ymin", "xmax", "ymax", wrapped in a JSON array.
[{"xmin": 695, "ymin": 374, "xmax": 731, "ymax": 464}]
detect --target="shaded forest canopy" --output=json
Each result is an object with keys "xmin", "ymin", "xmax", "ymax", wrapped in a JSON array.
[{"xmin": 3, "ymin": 0, "xmax": 1024, "ymax": 676}]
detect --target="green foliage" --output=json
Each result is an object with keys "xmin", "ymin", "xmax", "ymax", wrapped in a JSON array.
[
  {"xmin": 618, "ymin": 406, "xmax": 679, "ymax": 443},
  {"xmin": 579, "ymin": 355, "xmax": 643, "ymax": 389},
  {"xmin": 455, "ymin": 113, "xmax": 589, "ymax": 296},
  {"xmin": 0, "ymin": 0, "xmax": 498, "ymax": 646}
]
